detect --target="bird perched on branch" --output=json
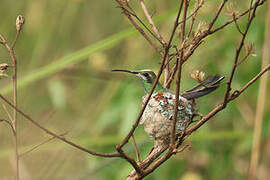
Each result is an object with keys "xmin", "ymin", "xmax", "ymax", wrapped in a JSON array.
[{"xmin": 112, "ymin": 69, "xmax": 224, "ymax": 149}]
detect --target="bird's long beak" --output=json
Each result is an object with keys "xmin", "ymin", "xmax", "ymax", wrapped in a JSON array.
[{"xmin": 112, "ymin": 69, "xmax": 139, "ymax": 75}]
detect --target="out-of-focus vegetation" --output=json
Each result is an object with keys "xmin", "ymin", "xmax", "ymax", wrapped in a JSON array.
[{"xmin": 0, "ymin": 0, "xmax": 269, "ymax": 179}]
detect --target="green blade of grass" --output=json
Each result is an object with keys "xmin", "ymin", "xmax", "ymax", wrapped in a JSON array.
[
  {"xmin": 0, "ymin": 130, "xmax": 251, "ymax": 159},
  {"xmin": 0, "ymin": 9, "xmax": 177, "ymax": 95},
  {"xmin": 1, "ymin": 29, "xmax": 136, "ymax": 94}
]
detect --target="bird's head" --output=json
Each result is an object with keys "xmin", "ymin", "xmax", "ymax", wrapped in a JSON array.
[{"xmin": 112, "ymin": 69, "xmax": 164, "ymax": 93}]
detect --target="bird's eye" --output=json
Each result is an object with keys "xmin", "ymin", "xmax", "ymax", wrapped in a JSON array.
[{"xmin": 143, "ymin": 73, "xmax": 149, "ymax": 77}]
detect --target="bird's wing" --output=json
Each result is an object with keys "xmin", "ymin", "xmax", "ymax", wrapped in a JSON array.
[{"xmin": 182, "ymin": 75, "xmax": 225, "ymax": 100}]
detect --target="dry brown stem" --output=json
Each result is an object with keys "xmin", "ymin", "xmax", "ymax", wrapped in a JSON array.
[
  {"xmin": 248, "ymin": 1, "xmax": 270, "ymax": 179},
  {"xmin": 0, "ymin": 94, "xmax": 121, "ymax": 158},
  {"xmin": 0, "ymin": 1, "xmax": 268, "ymax": 179},
  {"xmin": 0, "ymin": 15, "xmax": 24, "ymax": 179}
]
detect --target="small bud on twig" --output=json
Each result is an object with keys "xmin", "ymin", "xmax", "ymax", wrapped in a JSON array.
[
  {"xmin": 225, "ymin": 3, "xmax": 239, "ymax": 17},
  {"xmin": 191, "ymin": 70, "xmax": 205, "ymax": 82},
  {"xmin": 195, "ymin": 21, "xmax": 207, "ymax": 36},
  {"xmin": 198, "ymin": 0, "xmax": 204, "ymax": 7},
  {"xmin": 0, "ymin": 63, "xmax": 10, "ymax": 71},
  {"xmin": 0, "ymin": 63, "xmax": 10, "ymax": 78},
  {"xmin": 16, "ymin": 15, "xmax": 25, "ymax": 32},
  {"xmin": 245, "ymin": 43, "xmax": 256, "ymax": 57},
  {"xmin": 118, "ymin": 0, "xmax": 129, "ymax": 5}
]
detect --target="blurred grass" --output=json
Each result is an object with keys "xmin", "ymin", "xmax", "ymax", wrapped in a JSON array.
[
  {"xmin": 0, "ymin": 7, "xmax": 177, "ymax": 95},
  {"xmin": 0, "ymin": 130, "xmax": 252, "ymax": 159},
  {"xmin": 0, "ymin": 28, "xmax": 136, "ymax": 94},
  {"xmin": 0, "ymin": 0, "xmax": 269, "ymax": 180}
]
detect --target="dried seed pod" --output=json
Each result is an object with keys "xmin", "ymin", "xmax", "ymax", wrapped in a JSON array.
[
  {"xmin": 0, "ymin": 63, "xmax": 9, "ymax": 71},
  {"xmin": 16, "ymin": 15, "xmax": 25, "ymax": 31},
  {"xmin": 0, "ymin": 63, "xmax": 10, "ymax": 78},
  {"xmin": 191, "ymin": 70, "xmax": 205, "ymax": 83}
]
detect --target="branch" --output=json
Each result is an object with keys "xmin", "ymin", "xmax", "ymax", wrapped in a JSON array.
[
  {"xmin": 187, "ymin": 0, "xmax": 204, "ymax": 37},
  {"xmin": 208, "ymin": 0, "xmax": 228, "ymax": 31},
  {"xmin": 0, "ymin": 118, "xmax": 16, "ymax": 135},
  {"xmin": 115, "ymin": 0, "xmax": 267, "ymax": 179},
  {"xmin": 19, "ymin": 131, "xmax": 69, "ymax": 158},
  {"xmin": 115, "ymin": 0, "xmax": 164, "ymax": 56},
  {"xmin": 126, "ymin": 147, "xmax": 167, "ymax": 180},
  {"xmin": 139, "ymin": 0, "xmax": 166, "ymax": 45},
  {"xmin": 211, "ymin": 0, "xmax": 266, "ymax": 34},
  {"xmin": 180, "ymin": 0, "xmax": 266, "ymax": 71},
  {"xmin": 233, "ymin": 13, "xmax": 244, "ymax": 35},
  {"xmin": 0, "ymin": 15, "xmax": 24, "ymax": 180},
  {"xmin": 2, "ymin": 103, "xmax": 13, "ymax": 122},
  {"xmin": 116, "ymin": 0, "xmax": 185, "ymax": 150},
  {"xmin": 223, "ymin": 0, "xmax": 261, "ymax": 105},
  {"xmin": 117, "ymin": 148, "xmax": 143, "ymax": 175},
  {"xmin": 186, "ymin": 64, "xmax": 270, "ymax": 135},
  {"xmin": 229, "ymin": 64, "xmax": 270, "ymax": 101},
  {"xmin": 170, "ymin": 0, "xmax": 188, "ymax": 148},
  {"xmin": 131, "ymin": 135, "xmax": 141, "ymax": 162},
  {"xmin": 0, "ymin": 94, "xmax": 121, "ymax": 158}
]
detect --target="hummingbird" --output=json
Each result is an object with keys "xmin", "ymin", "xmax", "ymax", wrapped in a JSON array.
[{"xmin": 112, "ymin": 69, "xmax": 224, "ymax": 149}]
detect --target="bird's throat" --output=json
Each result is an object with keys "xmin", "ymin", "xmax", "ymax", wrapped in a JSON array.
[{"xmin": 141, "ymin": 80, "xmax": 165, "ymax": 93}]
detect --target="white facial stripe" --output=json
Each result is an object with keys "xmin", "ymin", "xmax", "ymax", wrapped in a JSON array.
[{"xmin": 138, "ymin": 74, "xmax": 147, "ymax": 81}]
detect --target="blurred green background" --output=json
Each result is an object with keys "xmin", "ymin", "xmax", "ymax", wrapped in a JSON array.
[{"xmin": 0, "ymin": 0, "xmax": 269, "ymax": 179}]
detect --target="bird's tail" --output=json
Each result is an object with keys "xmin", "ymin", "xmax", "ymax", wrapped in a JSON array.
[{"xmin": 182, "ymin": 74, "xmax": 225, "ymax": 100}]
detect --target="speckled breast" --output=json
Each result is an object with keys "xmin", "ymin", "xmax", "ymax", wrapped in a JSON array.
[{"xmin": 141, "ymin": 92, "xmax": 195, "ymax": 146}]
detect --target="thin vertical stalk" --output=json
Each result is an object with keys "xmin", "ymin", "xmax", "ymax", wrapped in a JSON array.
[
  {"xmin": 0, "ymin": 33, "xmax": 19, "ymax": 180},
  {"xmin": 170, "ymin": 0, "xmax": 188, "ymax": 148},
  {"xmin": 248, "ymin": 1, "xmax": 270, "ymax": 179}
]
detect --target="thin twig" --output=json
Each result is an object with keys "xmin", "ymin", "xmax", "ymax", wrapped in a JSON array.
[
  {"xmin": 139, "ymin": 0, "xmax": 170, "ymax": 84},
  {"xmin": 2, "ymin": 103, "xmax": 13, "ymax": 122},
  {"xmin": 116, "ymin": 0, "xmax": 185, "ymax": 150},
  {"xmin": 0, "ymin": 30, "xmax": 20, "ymax": 180},
  {"xmin": 208, "ymin": 0, "xmax": 228, "ymax": 31},
  {"xmin": 131, "ymin": 135, "xmax": 141, "ymax": 162},
  {"xmin": 229, "ymin": 64, "xmax": 270, "ymax": 101},
  {"xmin": 233, "ymin": 13, "xmax": 244, "ymax": 35},
  {"xmin": 125, "ymin": 4, "xmax": 166, "ymax": 48},
  {"xmin": 223, "ymin": 0, "xmax": 260, "ymax": 105},
  {"xmin": 187, "ymin": 0, "xmax": 204, "ymax": 37},
  {"xmin": 164, "ymin": 46, "xmax": 180, "ymax": 88},
  {"xmin": 0, "ymin": 94, "xmax": 121, "ymax": 158},
  {"xmin": 11, "ymin": 31, "xmax": 20, "ymax": 49},
  {"xmin": 115, "ymin": 0, "xmax": 187, "ymax": 175},
  {"xmin": 19, "ymin": 132, "xmax": 69, "ymax": 158},
  {"xmin": 139, "ymin": 0, "xmax": 166, "ymax": 45},
  {"xmin": 142, "ymin": 144, "xmax": 189, "ymax": 179},
  {"xmin": 174, "ymin": 144, "xmax": 190, "ymax": 153},
  {"xmin": 186, "ymin": 64, "xmax": 270, "ymax": 135},
  {"xmin": 163, "ymin": 0, "xmax": 184, "ymax": 86},
  {"xmin": 116, "ymin": 148, "xmax": 143, "ymax": 175},
  {"xmin": 115, "ymin": 1, "xmax": 164, "ymax": 56},
  {"xmin": 187, "ymin": 15, "xmax": 196, "ymax": 38},
  {"xmin": 236, "ymin": 53, "xmax": 250, "ymax": 66},
  {"xmin": 211, "ymin": 0, "xmax": 266, "ymax": 34},
  {"xmin": 123, "ymin": 1, "xmax": 267, "ymax": 179},
  {"xmin": 0, "ymin": 118, "xmax": 16, "ymax": 135},
  {"xmin": 181, "ymin": 0, "xmax": 266, "ymax": 65},
  {"xmin": 178, "ymin": 0, "xmax": 204, "ymax": 27},
  {"xmin": 248, "ymin": 0, "xmax": 255, "ymax": 20},
  {"xmin": 126, "ymin": 147, "xmax": 167, "ymax": 180},
  {"xmin": 170, "ymin": 0, "xmax": 188, "ymax": 148}
]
